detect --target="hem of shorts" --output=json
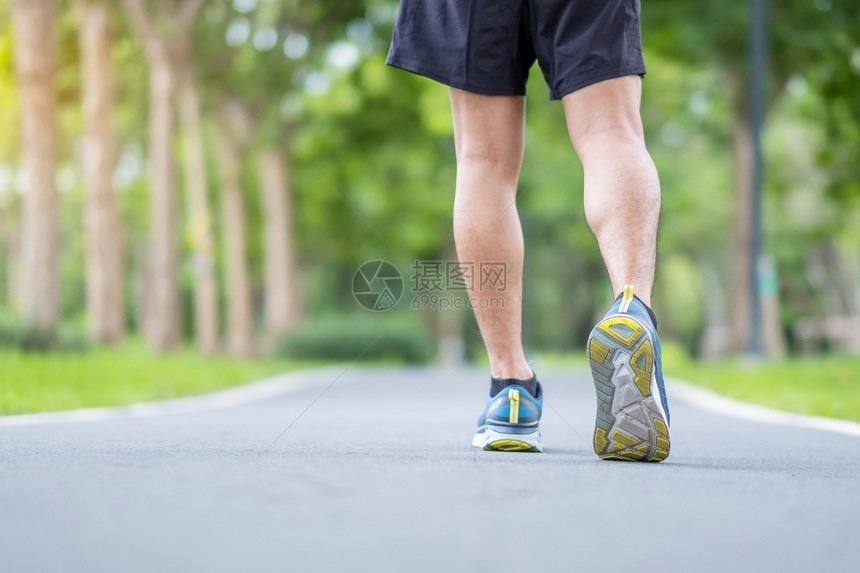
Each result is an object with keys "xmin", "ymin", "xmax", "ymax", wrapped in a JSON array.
[
  {"xmin": 551, "ymin": 67, "xmax": 648, "ymax": 100},
  {"xmin": 386, "ymin": 57, "xmax": 526, "ymax": 97}
]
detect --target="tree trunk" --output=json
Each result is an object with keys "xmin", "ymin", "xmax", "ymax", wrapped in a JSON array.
[
  {"xmin": 727, "ymin": 70, "xmax": 753, "ymax": 354},
  {"xmin": 759, "ymin": 255, "xmax": 786, "ymax": 358},
  {"xmin": 0, "ymin": 209, "xmax": 21, "ymax": 309},
  {"xmin": 122, "ymin": 0, "xmax": 206, "ymax": 351},
  {"xmin": 727, "ymin": 69, "xmax": 785, "ymax": 358},
  {"xmin": 259, "ymin": 146, "xmax": 301, "ymax": 342},
  {"xmin": 697, "ymin": 259, "xmax": 729, "ymax": 360},
  {"xmin": 216, "ymin": 109, "xmax": 253, "ymax": 356},
  {"xmin": 76, "ymin": 0, "xmax": 125, "ymax": 344},
  {"xmin": 847, "ymin": 249, "xmax": 860, "ymax": 353},
  {"xmin": 11, "ymin": 0, "xmax": 59, "ymax": 331},
  {"xmin": 819, "ymin": 241, "xmax": 860, "ymax": 352},
  {"xmin": 145, "ymin": 54, "xmax": 181, "ymax": 350},
  {"xmin": 178, "ymin": 72, "xmax": 219, "ymax": 355}
]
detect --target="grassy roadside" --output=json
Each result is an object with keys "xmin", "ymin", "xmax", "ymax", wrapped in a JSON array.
[
  {"xmin": 538, "ymin": 346, "xmax": 860, "ymax": 423},
  {"xmin": 4, "ymin": 342, "xmax": 859, "ymax": 422},
  {"xmin": 664, "ymin": 349, "xmax": 860, "ymax": 423},
  {"xmin": 0, "ymin": 344, "xmax": 321, "ymax": 416}
]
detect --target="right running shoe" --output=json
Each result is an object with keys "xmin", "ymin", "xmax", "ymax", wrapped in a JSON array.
[
  {"xmin": 587, "ymin": 286, "xmax": 670, "ymax": 462},
  {"xmin": 471, "ymin": 382, "xmax": 543, "ymax": 453}
]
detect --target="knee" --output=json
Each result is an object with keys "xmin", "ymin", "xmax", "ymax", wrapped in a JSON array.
[
  {"xmin": 571, "ymin": 118, "xmax": 647, "ymax": 162},
  {"xmin": 579, "ymin": 126, "xmax": 645, "ymax": 157}
]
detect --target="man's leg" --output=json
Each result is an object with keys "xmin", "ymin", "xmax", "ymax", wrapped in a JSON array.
[
  {"xmin": 565, "ymin": 76, "xmax": 670, "ymax": 462},
  {"xmin": 449, "ymin": 88, "xmax": 532, "ymax": 381},
  {"xmin": 452, "ymin": 89, "xmax": 544, "ymax": 453},
  {"xmin": 562, "ymin": 76, "xmax": 660, "ymax": 304}
]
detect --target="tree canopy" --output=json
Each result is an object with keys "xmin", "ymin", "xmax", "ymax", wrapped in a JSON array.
[{"xmin": 0, "ymin": 0, "xmax": 858, "ymax": 359}]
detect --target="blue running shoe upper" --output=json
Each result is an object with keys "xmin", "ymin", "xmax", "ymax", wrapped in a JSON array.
[{"xmin": 476, "ymin": 382, "xmax": 543, "ymax": 436}]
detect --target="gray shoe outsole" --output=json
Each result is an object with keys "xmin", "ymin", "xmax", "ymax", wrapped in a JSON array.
[{"xmin": 587, "ymin": 314, "xmax": 670, "ymax": 462}]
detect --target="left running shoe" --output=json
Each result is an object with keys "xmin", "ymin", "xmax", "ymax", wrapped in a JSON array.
[{"xmin": 472, "ymin": 382, "xmax": 543, "ymax": 452}]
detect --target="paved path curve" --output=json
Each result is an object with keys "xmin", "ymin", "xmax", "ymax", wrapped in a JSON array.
[{"xmin": 2, "ymin": 366, "xmax": 858, "ymax": 572}]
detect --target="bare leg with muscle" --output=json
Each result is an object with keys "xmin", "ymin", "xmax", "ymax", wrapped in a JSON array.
[
  {"xmin": 567, "ymin": 76, "xmax": 671, "ymax": 462},
  {"xmin": 450, "ymin": 88, "xmax": 532, "ymax": 382},
  {"xmin": 563, "ymin": 76, "xmax": 660, "ymax": 304}
]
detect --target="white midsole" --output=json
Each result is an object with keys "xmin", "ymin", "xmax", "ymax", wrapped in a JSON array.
[{"xmin": 472, "ymin": 427, "xmax": 543, "ymax": 452}]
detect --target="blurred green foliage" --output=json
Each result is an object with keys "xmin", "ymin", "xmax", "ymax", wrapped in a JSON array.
[
  {"xmin": 0, "ymin": 312, "xmax": 93, "ymax": 353},
  {"xmin": 0, "ymin": 0, "xmax": 858, "ymax": 361},
  {"xmin": 275, "ymin": 313, "xmax": 434, "ymax": 364}
]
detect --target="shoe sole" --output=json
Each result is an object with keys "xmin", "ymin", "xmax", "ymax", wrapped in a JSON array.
[
  {"xmin": 472, "ymin": 427, "xmax": 542, "ymax": 453},
  {"xmin": 587, "ymin": 314, "xmax": 670, "ymax": 462}
]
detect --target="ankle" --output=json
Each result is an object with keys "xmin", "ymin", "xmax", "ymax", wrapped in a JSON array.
[
  {"xmin": 490, "ymin": 374, "xmax": 539, "ymax": 398},
  {"xmin": 491, "ymin": 367, "xmax": 532, "ymax": 378},
  {"xmin": 489, "ymin": 359, "xmax": 532, "ymax": 381}
]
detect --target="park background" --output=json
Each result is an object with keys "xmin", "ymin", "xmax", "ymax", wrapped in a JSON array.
[{"xmin": 0, "ymin": 0, "xmax": 858, "ymax": 419}]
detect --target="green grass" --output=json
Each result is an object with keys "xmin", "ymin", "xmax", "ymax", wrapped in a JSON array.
[
  {"xmin": 4, "ymin": 342, "xmax": 860, "ymax": 423},
  {"xmin": 0, "ymin": 343, "xmax": 321, "ymax": 416},
  {"xmin": 663, "ymin": 346, "xmax": 860, "ymax": 423},
  {"xmin": 539, "ymin": 344, "xmax": 860, "ymax": 423}
]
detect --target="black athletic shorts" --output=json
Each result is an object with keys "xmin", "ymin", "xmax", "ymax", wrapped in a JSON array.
[{"xmin": 386, "ymin": 0, "xmax": 646, "ymax": 100}]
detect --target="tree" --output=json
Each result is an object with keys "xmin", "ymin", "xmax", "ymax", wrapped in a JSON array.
[
  {"xmin": 215, "ymin": 100, "xmax": 253, "ymax": 357},
  {"xmin": 259, "ymin": 144, "xmax": 301, "ymax": 340},
  {"xmin": 644, "ymin": 0, "xmax": 857, "ymax": 355},
  {"xmin": 0, "ymin": 200, "xmax": 20, "ymax": 309},
  {"xmin": 11, "ymin": 0, "xmax": 59, "ymax": 332},
  {"xmin": 121, "ymin": 0, "xmax": 205, "ymax": 351},
  {"xmin": 73, "ymin": 0, "xmax": 125, "ymax": 344},
  {"xmin": 176, "ymin": 25, "xmax": 218, "ymax": 355},
  {"xmin": 193, "ymin": 1, "xmax": 375, "ymax": 344}
]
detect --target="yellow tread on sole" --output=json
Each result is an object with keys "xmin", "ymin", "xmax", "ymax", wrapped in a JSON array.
[
  {"xmin": 486, "ymin": 439, "xmax": 535, "ymax": 452},
  {"xmin": 598, "ymin": 316, "xmax": 644, "ymax": 346}
]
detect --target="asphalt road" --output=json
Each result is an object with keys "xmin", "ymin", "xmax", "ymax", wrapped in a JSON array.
[{"xmin": 2, "ymin": 366, "xmax": 859, "ymax": 573}]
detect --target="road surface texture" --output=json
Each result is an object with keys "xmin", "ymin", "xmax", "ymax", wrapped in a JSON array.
[{"xmin": 2, "ymin": 366, "xmax": 859, "ymax": 572}]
